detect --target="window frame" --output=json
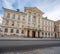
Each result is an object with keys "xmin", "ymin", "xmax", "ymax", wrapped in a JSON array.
[
  {"xmin": 4, "ymin": 28, "xmax": 8, "ymax": 32},
  {"xmin": 7, "ymin": 13, "xmax": 10, "ymax": 18}
]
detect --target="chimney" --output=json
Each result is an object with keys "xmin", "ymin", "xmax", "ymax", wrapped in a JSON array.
[{"xmin": 16, "ymin": 9, "xmax": 20, "ymax": 12}]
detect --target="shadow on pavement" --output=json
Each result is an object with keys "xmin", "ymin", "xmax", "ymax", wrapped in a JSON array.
[{"xmin": 0, "ymin": 43, "xmax": 60, "ymax": 53}]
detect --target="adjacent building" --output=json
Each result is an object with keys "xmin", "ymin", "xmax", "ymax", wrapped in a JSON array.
[
  {"xmin": 1, "ymin": 7, "xmax": 60, "ymax": 38},
  {"xmin": 54, "ymin": 20, "xmax": 60, "ymax": 38},
  {"xmin": 42, "ymin": 17, "xmax": 54, "ymax": 38}
]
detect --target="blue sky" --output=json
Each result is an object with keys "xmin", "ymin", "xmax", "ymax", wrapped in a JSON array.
[{"xmin": 0, "ymin": 0, "xmax": 60, "ymax": 24}]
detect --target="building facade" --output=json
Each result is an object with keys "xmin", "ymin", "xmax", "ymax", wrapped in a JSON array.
[
  {"xmin": 42, "ymin": 17, "xmax": 54, "ymax": 38},
  {"xmin": 54, "ymin": 20, "xmax": 60, "ymax": 38},
  {"xmin": 1, "ymin": 7, "xmax": 60, "ymax": 38}
]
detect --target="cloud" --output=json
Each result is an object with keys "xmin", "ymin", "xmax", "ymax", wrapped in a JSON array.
[
  {"xmin": 17, "ymin": 0, "xmax": 31, "ymax": 11},
  {"xmin": 31, "ymin": 0, "xmax": 60, "ymax": 21},
  {"xmin": 2, "ymin": 0, "xmax": 16, "ymax": 9},
  {"xmin": 43, "ymin": 0, "xmax": 60, "ymax": 21},
  {"xmin": 0, "ymin": 0, "xmax": 60, "ymax": 21},
  {"xmin": 0, "ymin": 14, "xmax": 3, "ymax": 25}
]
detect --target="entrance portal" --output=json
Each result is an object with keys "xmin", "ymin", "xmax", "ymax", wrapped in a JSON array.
[
  {"xmin": 27, "ymin": 30, "xmax": 29, "ymax": 37},
  {"xmin": 55, "ymin": 33, "xmax": 57, "ymax": 38},
  {"xmin": 32, "ymin": 31, "xmax": 35, "ymax": 38}
]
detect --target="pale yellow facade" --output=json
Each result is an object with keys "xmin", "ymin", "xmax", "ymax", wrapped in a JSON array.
[
  {"xmin": 42, "ymin": 17, "xmax": 54, "ymax": 38},
  {"xmin": 1, "ymin": 7, "xmax": 60, "ymax": 38}
]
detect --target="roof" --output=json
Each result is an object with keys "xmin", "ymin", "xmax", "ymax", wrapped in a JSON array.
[
  {"xmin": 42, "ymin": 17, "xmax": 54, "ymax": 22},
  {"xmin": 24, "ymin": 7, "xmax": 44, "ymax": 14},
  {"xmin": 3, "ymin": 8, "xmax": 26, "ymax": 15}
]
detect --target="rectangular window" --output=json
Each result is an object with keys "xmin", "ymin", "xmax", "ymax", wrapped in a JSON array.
[
  {"xmin": 42, "ymin": 32, "xmax": 44, "ymax": 35},
  {"xmin": 48, "ymin": 33, "xmax": 50, "ymax": 35},
  {"xmin": 45, "ymin": 32, "xmax": 47, "ymax": 35},
  {"xmin": 17, "ymin": 21, "xmax": 20, "ymax": 27},
  {"xmin": 11, "ymin": 21, "xmax": 14, "ymax": 26},
  {"xmin": 28, "ymin": 23, "xmax": 30, "ymax": 27},
  {"xmin": 33, "ymin": 16, "xmax": 36, "ymax": 23},
  {"xmin": 21, "ymin": 30, "xmax": 24, "ymax": 34},
  {"xmin": 38, "ymin": 18, "xmax": 40, "ymax": 24},
  {"xmin": 38, "ymin": 25, "xmax": 40, "ymax": 29},
  {"xmin": 18, "ymin": 16, "xmax": 20, "ymax": 20},
  {"xmin": 5, "ymin": 28, "xmax": 8, "ymax": 32},
  {"xmin": 16, "ymin": 30, "xmax": 19, "ymax": 33},
  {"xmin": 23, "ymin": 16, "xmax": 25, "ymax": 21},
  {"xmin": 7, "ymin": 13, "xmax": 10, "ymax": 18},
  {"xmin": 28, "ymin": 16, "xmax": 31, "ymax": 22},
  {"xmin": 10, "ymin": 29, "xmax": 13, "ymax": 33},
  {"xmin": 5, "ymin": 20, "xmax": 9, "ymax": 25},
  {"xmin": 12, "ymin": 14, "xmax": 15, "ymax": 19}
]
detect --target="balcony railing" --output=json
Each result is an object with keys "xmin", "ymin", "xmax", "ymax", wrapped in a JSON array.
[{"xmin": 25, "ymin": 26, "xmax": 42, "ymax": 31}]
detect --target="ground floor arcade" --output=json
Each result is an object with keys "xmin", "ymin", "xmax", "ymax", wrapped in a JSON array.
[
  {"xmin": 24, "ymin": 29, "xmax": 55, "ymax": 38},
  {"xmin": 24, "ymin": 29, "xmax": 42, "ymax": 38}
]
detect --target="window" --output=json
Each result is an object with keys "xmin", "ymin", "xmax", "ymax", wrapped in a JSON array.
[
  {"xmin": 33, "ymin": 16, "xmax": 36, "ymax": 23},
  {"xmin": 28, "ymin": 23, "xmax": 30, "ymax": 27},
  {"xmin": 17, "ymin": 21, "xmax": 20, "ymax": 27},
  {"xmin": 44, "ymin": 20, "xmax": 45, "ymax": 25},
  {"xmin": 38, "ymin": 18, "xmax": 40, "ymax": 23},
  {"xmin": 44, "ymin": 27, "xmax": 45, "ymax": 31},
  {"xmin": 18, "ymin": 16, "xmax": 20, "ymax": 20},
  {"xmin": 11, "ymin": 21, "xmax": 14, "ymax": 26},
  {"xmin": 23, "ymin": 16, "xmax": 25, "ymax": 21},
  {"xmin": 16, "ymin": 30, "xmax": 19, "ymax": 33},
  {"xmin": 7, "ymin": 13, "xmax": 10, "ymax": 18},
  {"xmin": 5, "ymin": 28, "xmax": 8, "ymax": 32},
  {"xmin": 21, "ymin": 30, "xmax": 24, "ymax": 34},
  {"xmin": 45, "ymin": 32, "xmax": 47, "ymax": 35},
  {"xmin": 38, "ymin": 25, "xmax": 40, "ymax": 28},
  {"xmin": 28, "ymin": 16, "xmax": 31, "ymax": 22},
  {"xmin": 12, "ymin": 14, "xmax": 15, "ymax": 19},
  {"xmin": 10, "ymin": 29, "xmax": 13, "ymax": 33},
  {"xmin": 42, "ymin": 32, "xmax": 44, "ymax": 35},
  {"xmin": 48, "ymin": 33, "xmax": 50, "ymax": 35},
  {"xmin": 5, "ymin": 20, "xmax": 9, "ymax": 25}
]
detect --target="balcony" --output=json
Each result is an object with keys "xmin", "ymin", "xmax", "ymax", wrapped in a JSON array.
[{"xmin": 25, "ymin": 26, "xmax": 42, "ymax": 31}]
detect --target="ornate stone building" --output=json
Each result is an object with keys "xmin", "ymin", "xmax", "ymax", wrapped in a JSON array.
[{"xmin": 1, "ymin": 7, "xmax": 60, "ymax": 38}]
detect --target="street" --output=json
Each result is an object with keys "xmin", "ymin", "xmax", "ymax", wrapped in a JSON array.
[{"xmin": 0, "ymin": 38, "xmax": 60, "ymax": 54}]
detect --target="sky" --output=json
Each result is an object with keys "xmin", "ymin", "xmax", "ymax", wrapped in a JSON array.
[{"xmin": 0, "ymin": 0, "xmax": 60, "ymax": 24}]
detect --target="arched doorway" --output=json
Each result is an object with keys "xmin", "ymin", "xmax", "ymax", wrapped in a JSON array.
[
  {"xmin": 27, "ymin": 30, "xmax": 29, "ymax": 37},
  {"xmin": 32, "ymin": 31, "xmax": 35, "ymax": 38},
  {"xmin": 55, "ymin": 33, "xmax": 57, "ymax": 38}
]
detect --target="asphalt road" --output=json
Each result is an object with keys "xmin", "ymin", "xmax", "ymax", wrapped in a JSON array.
[
  {"xmin": 0, "ymin": 38, "xmax": 60, "ymax": 54},
  {"xmin": 0, "ymin": 38, "xmax": 60, "ymax": 47},
  {"xmin": 1, "ymin": 46, "xmax": 60, "ymax": 54}
]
